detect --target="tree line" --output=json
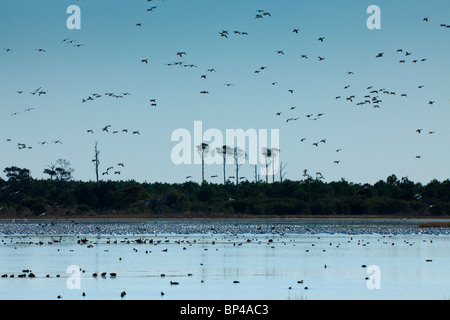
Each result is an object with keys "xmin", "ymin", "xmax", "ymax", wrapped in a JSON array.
[{"xmin": 1, "ymin": 163, "xmax": 450, "ymax": 218}]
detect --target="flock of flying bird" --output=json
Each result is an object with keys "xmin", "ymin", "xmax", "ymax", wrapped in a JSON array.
[{"xmin": 2, "ymin": 1, "xmax": 448, "ymax": 183}]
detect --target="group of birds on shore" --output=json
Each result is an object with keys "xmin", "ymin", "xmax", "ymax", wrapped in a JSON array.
[{"xmin": 0, "ymin": 227, "xmax": 439, "ymax": 299}]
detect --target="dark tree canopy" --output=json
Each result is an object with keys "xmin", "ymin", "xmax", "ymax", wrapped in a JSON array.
[{"xmin": 0, "ymin": 165, "xmax": 449, "ymax": 218}]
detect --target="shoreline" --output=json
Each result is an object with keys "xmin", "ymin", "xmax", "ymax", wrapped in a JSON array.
[
  {"xmin": 2, "ymin": 215, "xmax": 450, "ymax": 224},
  {"xmin": 1, "ymin": 216, "xmax": 450, "ymax": 236}
]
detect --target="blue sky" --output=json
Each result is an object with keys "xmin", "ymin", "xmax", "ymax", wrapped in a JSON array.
[{"xmin": 0, "ymin": 0, "xmax": 449, "ymax": 184}]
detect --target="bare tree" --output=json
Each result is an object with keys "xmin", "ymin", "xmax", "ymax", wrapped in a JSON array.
[
  {"xmin": 43, "ymin": 162, "xmax": 57, "ymax": 181},
  {"xmin": 93, "ymin": 141, "xmax": 100, "ymax": 186},
  {"xmin": 261, "ymin": 147, "xmax": 279, "ymax": 183},
  {"xmin": 233, "ymin": 147, "xmax": 247, "ymax": 186},
  {"xmin": 250, "ymin": 164, "xmax": 258, "ymax": 183},
  {"xmin": 280, "ymin": 162, "xmax": 288, "ymax": 183},
  {"xmin": 54, "ymin": 159, "xmax": 74, "ymax": 182},
  {"xmin": 216, "ymin": 145, "xmax": 233, "ymax": 184},
  {"xmin": 196, "ymin": 142, "xmax": 210, "ymax": 184}
]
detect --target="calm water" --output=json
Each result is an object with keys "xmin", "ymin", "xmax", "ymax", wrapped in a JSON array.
[{"xmin": 0, "ymin": 224, "xmax": 449, "ymax": 300}]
